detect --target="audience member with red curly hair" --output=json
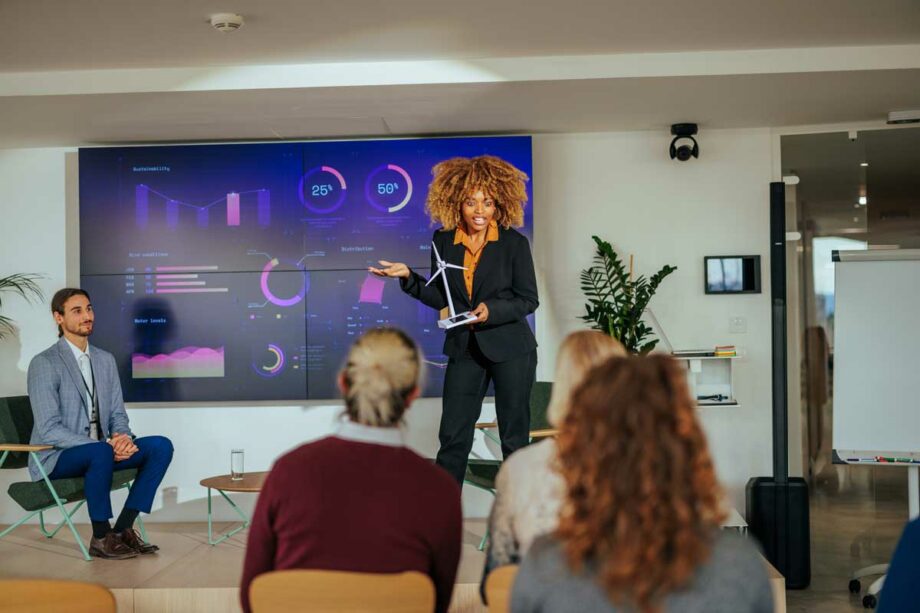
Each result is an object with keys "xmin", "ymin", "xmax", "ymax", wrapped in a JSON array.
[{"xmin": 511, "ymin": 355, "xmax": 773, "ymax": 613}]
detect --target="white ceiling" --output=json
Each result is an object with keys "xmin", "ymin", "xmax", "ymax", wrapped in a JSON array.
[
  {"xmin": 1, "ymin": 1, "xmax": 919, "ymax": 147},
  {"xmin": 3, "ymin": 0, "xmax": 919, "ymax": 71},
  {"xmin": 3, "ymin": 69, "xmax": 920, "ymax": 147}
]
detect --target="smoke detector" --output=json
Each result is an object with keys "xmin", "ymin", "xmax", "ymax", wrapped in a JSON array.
[{"xmin": 210, "ymin": 13, "xmax": 244, "ymax": 32}]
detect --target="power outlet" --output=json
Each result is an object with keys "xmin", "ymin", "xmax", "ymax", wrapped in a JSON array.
[{"xmin": 729, "ymin": 316, "xmax": 747, "ymax": 334}]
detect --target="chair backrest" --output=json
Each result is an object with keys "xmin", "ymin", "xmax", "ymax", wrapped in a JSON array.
[
  {"xmin": 0, "ymin": 396, "xmax": 34, "ymax": 469},
  {"xmin": 485, "ymin": 565, "xmax": 520, "ymax": 613},
  {"xmin": 0, "ymin": 579, "xmax": 116, "ymax": 613},
  {"xmin": 250, "ymin": 569, "xmax": 435, "ymax": 613},
  {"xmin": 529, "ymin": 382, "xmax": 553, "ymax": 431}
]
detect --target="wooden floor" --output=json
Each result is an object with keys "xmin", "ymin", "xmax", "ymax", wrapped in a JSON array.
[
  {"xmin": 12, "ymin": 499, "xmax": 889, "ymax": 613},
  {"xmin": 0, "ymin": 520, "xmax": 491, "ymax": 613},
  {"xmin": 784, "ymin": 463, "xmax": 909, "ymax": 612}
]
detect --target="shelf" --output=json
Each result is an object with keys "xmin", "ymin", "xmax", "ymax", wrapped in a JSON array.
[
  {"xmin": 672, "ymin": 354, "xmax": 740, "ymax": 360},
  {"xmin": 676, "ymin": 350, "xmax": 738, "ymax": 409}
]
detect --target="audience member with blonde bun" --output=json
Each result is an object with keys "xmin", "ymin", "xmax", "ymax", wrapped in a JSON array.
[
  {"xmin": 482, "ymin": 330, "xmax": 625, "ymax": 583},
  {"xmin": 512, "ymin": 355, "xmax": 772, "ymax": 613},
  {"xmin": 241, "ymin": 328, "xmax": 462, "ymax": 613}
]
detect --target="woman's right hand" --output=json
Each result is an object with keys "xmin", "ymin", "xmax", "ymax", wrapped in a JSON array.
[{"xmin": 368, "ymin": 260, "xmax": 410, "ymax": 279}]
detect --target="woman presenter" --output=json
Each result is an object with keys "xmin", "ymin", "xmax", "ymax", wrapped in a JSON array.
[{"xmin": 369, "ymin": 155, "xmax": 538, "ymax": 485}]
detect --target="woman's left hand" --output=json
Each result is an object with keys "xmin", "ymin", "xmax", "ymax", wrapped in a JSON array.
[{"xmin": 470, "ymin": 302, "xmax": 489, "ymax": 324}]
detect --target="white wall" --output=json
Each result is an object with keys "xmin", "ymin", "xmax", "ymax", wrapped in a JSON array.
[
  {"xmin": 531, "ymin": 131, "xmax": 774, "ymax": 512},
  {"xmin": 0, "ymin": 130, "xmax": 774, "ymax": 523}
]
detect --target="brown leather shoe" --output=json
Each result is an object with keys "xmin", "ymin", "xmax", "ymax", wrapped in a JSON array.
[
  {"xmin": 89, "ymin": 532, "xmax": 138, "ymax": 560},
  {"xmin": 119, "ymin": 528, "xmax": 159, "ymax": 554}
]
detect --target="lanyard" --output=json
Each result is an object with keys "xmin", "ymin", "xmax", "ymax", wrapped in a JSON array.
[{"xmin": 78, "ymin": 355, "xmax": 100, "ymax": 433}]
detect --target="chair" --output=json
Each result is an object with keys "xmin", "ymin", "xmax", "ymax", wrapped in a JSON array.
[
  {"xmin": 467, "ymin": 381, "xmax": 554, "ymax": 550},
  {"xmin": 249, "ymin": 569, "xmax": 435, "ymax": 613},
  {"xmin": 0, "ymin": 396, "xmax": 147, "ymax": 561},
  {"xmin": 0, "ymin": 579, "xmax": 116, "ymax": 613},
  {"xmin": 484, "ymin": 565, "xmax": 519, "ymax": 613}
]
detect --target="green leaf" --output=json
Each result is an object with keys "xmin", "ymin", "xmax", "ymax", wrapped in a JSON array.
[
  {"xmin": 578, "ymin": 236, "xmax": 676, "ymax": 354},
  {"xmin": 0, "ymin": 273, "xmax": 46, "ymax": 340}
]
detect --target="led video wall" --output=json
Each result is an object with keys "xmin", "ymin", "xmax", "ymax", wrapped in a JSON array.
[{"xmin": 79, "ymin": 136, "xmax": 533, "ymax": 402}]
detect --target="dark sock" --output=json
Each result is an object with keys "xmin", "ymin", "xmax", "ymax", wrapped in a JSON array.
[
  {"xmin": 114, "ymin": 508, "xmax": 140, "ymax": 533},
  {"xmin": 92, "ymin": 520, "xmax": 112, "ymax": 539}
]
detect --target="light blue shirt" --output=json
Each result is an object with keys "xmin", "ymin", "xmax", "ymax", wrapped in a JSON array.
[{"xmin": 64, "ymin": 337, "xmax": 98, "ymax": 440}]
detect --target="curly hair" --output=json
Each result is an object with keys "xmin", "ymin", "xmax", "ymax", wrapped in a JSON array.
[
  {"xmin": 424, "ymin": 155, "xmax": 528, "ymax": 230},
  {"xmin": 555, "ymin": 355, "xmax": 726, "ymax": 613}
]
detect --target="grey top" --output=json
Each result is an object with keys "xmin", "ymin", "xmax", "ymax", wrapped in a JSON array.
[
  {"xmin": 27, "ymin": 338, "xmax": 133, "ymax": 481},
  {"xmin": 511, "ymin": 531, "xmax": 773, "ymax": 613}
]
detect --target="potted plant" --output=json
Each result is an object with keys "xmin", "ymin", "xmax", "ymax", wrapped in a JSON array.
[
  {"xmin": 579, "ymin": 236, "xmax": 676, "ymax": 354},
  {"xmin": 0, "ymin": 273, "xmax": 45, "ymax": 339}
]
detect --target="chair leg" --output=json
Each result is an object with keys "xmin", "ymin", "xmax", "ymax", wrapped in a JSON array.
[
  {"xmin": 479, "ymin": 528, "xmax": 489, "ymax": 552},
  {"xmin": 31, "ymin": 452, "xmax": 91, "ymax": 561},
  {"xmin": 460, "ymin": 479, "xmax": 496, "ymax": 552},
  {"xmin": 38, "ymin": 500, "xmax": 86, "ymax": 539},
  {"xmin": 0, "ymin": 508, "xmax": 43, "ymax": 539}
]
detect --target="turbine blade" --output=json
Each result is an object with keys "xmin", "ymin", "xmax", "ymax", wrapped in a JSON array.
[
  {"xmin": 444, "ymin": 263, "xmax": 467, "ymax": 270},
  {"xmin": 425, "ymin": 269, "xmax": 444, "ymax": 287},
  {"xmin": 430, "ymin": 241, "xmax": 442, "ymax": 263}
]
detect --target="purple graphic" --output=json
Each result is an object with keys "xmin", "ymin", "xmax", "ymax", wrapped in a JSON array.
[
  {"xmin": 365, "ymin": 163, "xmax": 413, "ymax": 213},
  {"xmin": 136, "ymin": 185, "xmax": 149, "ymax": 228},
  {"xmin": 166, "ymin": 200, "xmax": 179, "ymax": 228},
  {"xmin": 253, "ymin": 344, "xmax": 285, "ymax": 377},
  {"xmin": 299, "ymin": 165, "xmax": 347, "ymax": 214},
  {"xmin": 132, "ymin": 346, "xmax": 225, "ymax": 379},
  {"xmin": 358, "ymin": 275, "xmax": 386, "ymax": 304},
  {"xmin": 135, "ymin": 185, "xmax": 271, "ymax": 229},
  {"xmin": 227, "ymin": 193, "xmax": 240, "ymax": 226},
  {"xmin": 260, "ymin": 258, "xmax": 307, "ymax": 306}
]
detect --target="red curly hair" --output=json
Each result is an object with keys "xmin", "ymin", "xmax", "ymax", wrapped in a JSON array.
[
  {"xmin": 555, "ymin": 355, "xmax": 726, "ymax": 613},
  {"xmin": 424, "ymin": 155, "xmax": 528, "ymax": 230}
]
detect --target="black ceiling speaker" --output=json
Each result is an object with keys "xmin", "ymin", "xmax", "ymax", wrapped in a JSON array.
[{"xmin": 669, "ymin": 123, "xmax": 699, "ymax": 161}]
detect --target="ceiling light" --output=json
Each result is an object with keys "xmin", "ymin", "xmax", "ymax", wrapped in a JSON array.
[
  {"xmin": 859, "ymin": 196, "xmax": 868, "ymax": 205},
  {"xmin": 860, "ymin": 162, "xmax": 869, "ymax": 167},
  {"xmin": 210, "ymin": 13, "xmax": 244, "ymax": 32}
]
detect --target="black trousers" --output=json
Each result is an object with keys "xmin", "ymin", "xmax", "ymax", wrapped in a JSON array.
[{"xmin": 436, "ymin": 332, "xmax": 537, "ymax": 485}]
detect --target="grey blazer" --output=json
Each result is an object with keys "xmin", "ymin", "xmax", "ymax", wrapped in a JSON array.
[{"xmin": 27, "ymin": 338, "xmax": 133, "ymax": 481}]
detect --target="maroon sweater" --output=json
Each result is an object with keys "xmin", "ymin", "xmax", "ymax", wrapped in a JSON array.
[{"xmin": 240, "ymin": 434, "xmax": 462, "ymax": 613}]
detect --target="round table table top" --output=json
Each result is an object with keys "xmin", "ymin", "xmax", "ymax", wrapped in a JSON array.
[{"xmin": 199, "ymin": 471, "xmax": 268, "ymax": 493}]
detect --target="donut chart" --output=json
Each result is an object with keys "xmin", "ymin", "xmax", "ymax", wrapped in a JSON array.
[
  {"xmin": 365, "ymin": 163, "xmax": 413, "ymax": 213},
  {"xmin": 299, "ymin": 165, "xmax": 347, "ymax": 214},
  {"xmin": 253, "ymin": 343, "xmax": 286, "ymax": 377},
  {"xmin": 260, "ymin": 258, "xmax": 307, "ymax": 307}
]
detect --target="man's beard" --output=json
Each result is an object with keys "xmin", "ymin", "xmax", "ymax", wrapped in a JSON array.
[{"xmin": 66, "ymin": 322, "xmax": 93, "ymax": 337}]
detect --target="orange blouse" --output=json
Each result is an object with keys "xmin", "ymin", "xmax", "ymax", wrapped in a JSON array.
[{"xmin": 453, "ymin": 220, "xmax": 500, "ymax": 298}]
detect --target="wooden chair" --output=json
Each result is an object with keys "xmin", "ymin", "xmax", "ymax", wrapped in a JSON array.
[
  {"xmin": 250, "ymin": 569, "xmax": 435, "ymax": 613},
  {"xmin": 0, "ymin": 579, "xmax": 116, "ymax": 613},
  {"xmin": 484, "ymin": 565, "xmax": 519, "ymax": 613}
]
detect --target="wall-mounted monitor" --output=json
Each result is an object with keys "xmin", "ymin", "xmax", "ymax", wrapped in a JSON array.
[
  {"xmin": 704, "ymin": 255, "xmax": 761, "ymax": 294},
  {"xmin": 78, "ymin": 135, "xmax": 533, "ymax": 402}
]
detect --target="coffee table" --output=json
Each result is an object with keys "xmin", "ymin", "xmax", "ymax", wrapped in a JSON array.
[{"xmin": 199, "ymin": 472, "xmax": 268, "ymax": 545}]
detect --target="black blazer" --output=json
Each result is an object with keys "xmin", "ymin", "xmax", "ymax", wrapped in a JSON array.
[{"xmin": 400, "ymin": 227, "xmax": 538, "ymax": 362}]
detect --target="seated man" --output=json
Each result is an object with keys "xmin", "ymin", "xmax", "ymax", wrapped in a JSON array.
[{"xmin": 28, "ymin": 288, "xmax": 173, "ymax": 559}]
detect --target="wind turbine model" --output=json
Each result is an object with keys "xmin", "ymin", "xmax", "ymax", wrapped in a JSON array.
[{"xmin": 427, "ymin": 241, "xmax": 478, "ymax": 329}]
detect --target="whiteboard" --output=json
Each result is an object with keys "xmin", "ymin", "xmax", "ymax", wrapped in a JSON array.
[{"xmin": 833, "ymin": 250, "xmax": 920, "ymax": 455}]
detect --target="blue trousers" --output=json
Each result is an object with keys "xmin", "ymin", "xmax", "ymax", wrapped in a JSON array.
[{"xmin": 47, "ymin": 436, "xmax": 174, "ymax": 521}]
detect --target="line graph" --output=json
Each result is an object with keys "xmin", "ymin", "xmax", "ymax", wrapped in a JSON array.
[{"xmin": 135, "ymin": 185, "xmax": 271, "ymax": 229}]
